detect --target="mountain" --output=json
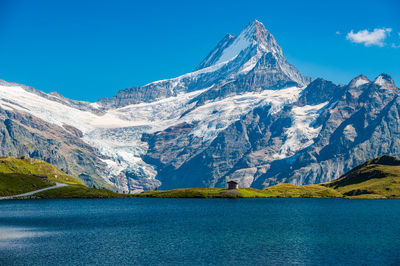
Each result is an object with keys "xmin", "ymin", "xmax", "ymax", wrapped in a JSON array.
[
  {"xmin": 99, "ymin": 20, "xmax": 309, "ymax": 108},
  {"xmin": 0, "ymin": 20, "xmax": 398, "ymax": 193}
]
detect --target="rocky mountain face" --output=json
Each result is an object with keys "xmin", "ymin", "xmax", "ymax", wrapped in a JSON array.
[
  {"xmin": 0, "ymin": 107, "xmax": 110, "ymax": 188},
  {"xmin": 0, "ymin": 20, "xmax": 398, "ymax": 192},
  {"xmin": 144, "ymin": 73, "xmax": 400, "ymax": 189}
]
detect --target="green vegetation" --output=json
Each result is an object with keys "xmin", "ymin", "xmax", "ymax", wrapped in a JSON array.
[
  {"xmin": 0, "ymin": 156, "xmax": 84, "ymax": 185},
  {"xmin": 33, "ymin": 184, "xmax": 130, "ymax": 199},
  {"xmin": 3, "ymin": 155, "xmax": 400, "ymax": 200},
  {"xmin": 137, "ymin": 185, "xmax": 340, "ymax": 198},
  {"xmin": 138, "ymin": 188, "xmax": 272, "ymax": 198},
  {"xmin": 323, "ymin": 155, "xmax": 400, "ymax": 199},
  {"xmin": 263, "ymin": 184, "xmax": 342, "ymax": 198},
  {"xmin": 139, "ymin": 155, "xmax": 400, "ymax": 199},
  {"xmin": 0, "ymin": 172, "xmax": 53, "ymax": 196},
  {"xmin": 0, "ymin": 156, "xmax": 128, "ymax": 199}
]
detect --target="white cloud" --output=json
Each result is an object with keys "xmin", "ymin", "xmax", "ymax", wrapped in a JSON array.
[
  {"xmin": 336, "ymin": 31, "xmax": 341, "ymax": 35},
  {"xmin": 346, "ymin": 28, "xmax": 392, "ymax": 47}
]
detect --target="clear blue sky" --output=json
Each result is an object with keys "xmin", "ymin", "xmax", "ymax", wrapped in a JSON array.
[{"xmin": 0, "ymin": 0, "xmax": 399, "ymax": 101}]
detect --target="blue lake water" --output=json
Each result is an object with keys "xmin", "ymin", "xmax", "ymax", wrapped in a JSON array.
[{"xmin": 1, "ymin": 198, "xmax": 400, "ymax": 265}]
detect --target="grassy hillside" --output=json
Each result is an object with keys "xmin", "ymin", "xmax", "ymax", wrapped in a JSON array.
[
  {"xmin": 0, "ymin": 172, "xmax": 53, "ymax": 196},
  {"xmin": 3, "ymin": 155, "xmax": 400, "ymax": 199},
  {"xmin": 33, "ymin": 184, "xmax": 129, "ymax": 199},
  {"xmin": 137, "ymin": 185, "xmax": 340, "ymax": 198},
  {"xmin": 138, "ymin": 188, "xmax": 270, "ymax": 198},
  {"xmin": 0, "ymin": 156, "xmax": 129, "ymax": 199},
  {"xmin": 263, "ymin": 184, "xmax": 342, "ymax": 198},
  {"xmin": 0, "ymin": 156, "xmax": 84, "ymax": 185},
  {"xmin": 139, "ymin": 155, "xmax": 400, "ymax": 199},
  {"xmin": 324, "ymin": 155, "xmax": 400, "ymax": 199}
]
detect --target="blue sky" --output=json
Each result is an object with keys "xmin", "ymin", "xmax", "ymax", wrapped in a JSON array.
[{"xmin": 0, "ymin": 0, "xmax": 399, "ymax": 101}]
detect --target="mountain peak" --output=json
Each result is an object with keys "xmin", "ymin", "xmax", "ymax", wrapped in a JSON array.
[
  {"xmin": 239, "ymin": 20, "xmax": 281, "ymax": 54},
  {"xmin": 246, "ymin": 19, "xmax": 265, "ymax": 30},
  {"xmin": 196, "ymin": 20, "xmax": 282, "ymax": 71},
  {"xmin": 349, "ymin": 74, "xmax": 370, "ymax": 88},
  {"xmin": 374, "ymin": 73, "xmax": 395, "ymax": 87},
  {"xmin": 245, "ymin": 20, "xmax": 270, "ymax": 36}
]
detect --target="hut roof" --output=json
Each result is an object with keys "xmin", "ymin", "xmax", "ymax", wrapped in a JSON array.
[{"xmin": 227, "ymin": 180, "xmax": 238, "ymax": 184}]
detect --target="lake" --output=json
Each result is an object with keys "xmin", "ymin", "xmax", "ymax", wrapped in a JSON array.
[{"xmin": 1, "ymin": 198, "xmax": 400, "ymax": 265}]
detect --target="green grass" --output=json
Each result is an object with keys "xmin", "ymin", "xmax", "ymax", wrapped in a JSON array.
[
  {"xmin": 0, "ymin": 156, "xmax": 84, "ymax": 185},
  {"xmin": 33, "ymin": 184, "xmax": 131, "ymax": 199},
  {"xmin": 0, "ymin": 156, "xmax": 119, "ymax": 199},
  {"xmin": 262, "ymin": 184, "xmax": 342, "ymax": 198},
  {"xmin": 323, "ymin": 155, "xmax": 400, "ymax": 199},
  {"xmin": 0, "ymin": 172, "xmax": 54, "ymax": 196},
  {"xmin": 3, "ymin": 154, "xmax": 400, "ymax": 200},
  {"xmin": 137, "ymin": 156, "xmax": 400, "ymax": 199},
  {"xmin": 137, "ymin": 188, "xmax": 271, "ymax": 198},
  {"xmin": 136, "ymin": 185, "xmax": 341, "ymax": 198},
  {"xmin": 324, "ymin": 164, "xmax": 400, "ymax": 199}
]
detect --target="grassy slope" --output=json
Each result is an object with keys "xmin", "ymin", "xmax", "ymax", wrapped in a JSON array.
[
  {"xmin": 0, "ymin": 157, "xmax": 84, "ymax": 185},
  {"xmin": 263, "ymin": 184, "xmax": 342, "ymax": 198},
  {"xmin": 323, "ymin": 155, "xmax": 400, "ymax": 199},
  {"xmin": 4, "ymin": 155, "xmax": 400, "ymax": 199},
  {"xmin": 138, "ymin": 155, "xmax": 400, "ymax": 199},
  {"xmin": 0, "ymin": 172, "xmax": 53, "ymax": 196},
  {"xmin": 33, "ymin": 184, "xmax": 129, "ymax": 199},
  {"xmin": 0, "ymin": 156, "xmax": 129, "ymax": 198},
  {"xmin": 138, "ymin": 188, "xmax": 270, "ymax": 198},
  {"xmin": 137, "ymin": 185, "xmax": 340, "ymax": 198}
]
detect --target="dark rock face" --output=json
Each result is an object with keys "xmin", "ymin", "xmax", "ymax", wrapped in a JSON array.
[
  {"xmin": 297, "ymin": 78, "xmax": 342, "ymax": 106},
  {"xmin": 256, "ymin": 74, "xmax": 400, "ymax": 187}
]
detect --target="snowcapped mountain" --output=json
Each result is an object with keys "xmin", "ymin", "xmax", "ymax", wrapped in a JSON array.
[
  {"xmin": 0, "ymin": 20, "xmax": 398, "ymax": 192},
  {"xmin": 98, "ymin": 20, "xmax": 310, "ymax": 107}
]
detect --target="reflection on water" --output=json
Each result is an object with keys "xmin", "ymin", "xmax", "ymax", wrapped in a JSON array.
[
  {"xmin": 0, "ymin": 226, "xmax": 54, "ymax": 249},
  {"xmin": 0, "ymin": 227, "xmax": 48, "ymax": 240},
  {"xmin": 1, "ymin": 198, "xmax": 400, "ymax": 265}
]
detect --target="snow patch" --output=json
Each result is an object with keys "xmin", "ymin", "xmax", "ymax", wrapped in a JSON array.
[
  {"xmin": 238, "ymin": 54, "xmax": 258, "ymax": 74},
  {"xmin": 374, "ymin": 75, "xmax": 388, "ymax": 86},
  {"xmin": 343, "ymin": 124, "xmax": 357, "ymax": 142},
  {"xmin": 184, "ymin": 86, "xmax": 304, "ymax": 142},
  {"xmin": 213, "ymin": 31, "xmax": 252, "ymax": 65},
  {"xmin": 277, "ymin": 102, "xmax": 329, "ymax": 159},
  {"xmin": 353, "ymin": 78, "xmax": 369, "ymax": 88}
]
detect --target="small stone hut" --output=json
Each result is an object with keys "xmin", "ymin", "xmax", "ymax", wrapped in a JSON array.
[{"xmin": 227, "ymin": 180, "xmax": 239, "ymax": 190}]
